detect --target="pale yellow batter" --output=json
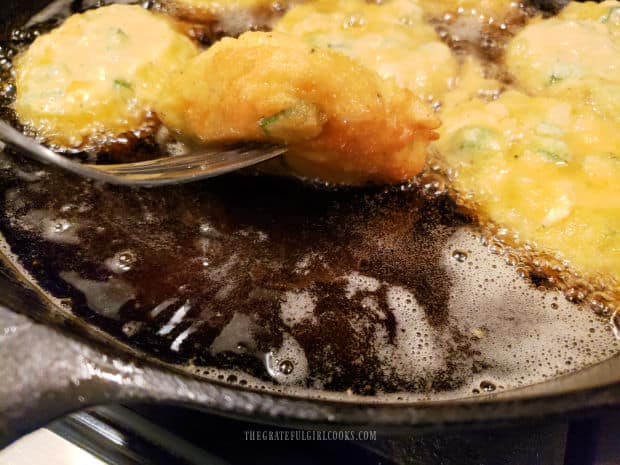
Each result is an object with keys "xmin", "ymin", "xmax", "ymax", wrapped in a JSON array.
[
  {"xmin": 275, "ymin": 0, "xmax": 458, "ymax": 103},
  {"xmin": 437, "ymin": 1, "xmax": 620, "ymax": 281},
  {"xmin": 13, "ymin": 4, "xmax": 198, "ymax": 147}
]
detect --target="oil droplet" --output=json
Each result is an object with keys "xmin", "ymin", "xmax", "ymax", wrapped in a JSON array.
[
  {"xmin": 516, "ymin": 267, "xmax": 529, "ymax": 279},
  {"xmin": 53, "ymin": 221, "xmax": 70, "ymax": 233},
  {"xmin": 590, "ymin": 294, "xmax": 612, "ymax": 316},
  {"xmin": 279, "ymin": 360, "xmax": 294, "ymax": 375},
  {"xmin": 563, "ymin": 286, "xmax": 588, "ymax": 304},
  {"xmin": 487, "ymin": 242, "xmax": 504, "ymax": 255},
  {"xmin": 504, "ymin": 252, "xmax": 519, "ymax": 267},
  {"xmin": 41, "ymin": 216, "xmax": 80, "ymax": 244},
  {"xmin": 452, "ymin": 250, "xmax": 468, "ymax": 263},
  {"xmin": 122, "ymin": 321, "xmax": 143, "ymax": 337},
  {"xmin": 118, "ymin": 251, "xmax": 136, "ymax": 264},
  {"xmin": 418, "ymin": 172, "xmax": 447, "ymax": 196},
  {"xmin": 105, "ymin": 250, "xmax": 137, "ymax": 274},
  {"xmin": 480, "ymin": 380, "xmax": 496, "ymax": 392}
]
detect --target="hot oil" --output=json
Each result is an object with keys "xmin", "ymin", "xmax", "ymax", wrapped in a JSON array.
[
  {"xmin": 2, "ymin": 152, "xmax": 619, "ymax": 400},
  {"xmin": 0, "ymin": 0, "xmax": 619, "ymax": 401},
  {"xmin": 429, "ymin": 1, "xmax": 536, "ymax": 86}
]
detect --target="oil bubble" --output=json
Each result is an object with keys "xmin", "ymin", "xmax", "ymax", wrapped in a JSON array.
[
  {"xmin": 452, "ymin": 250, "xmax": 468, "ymax": 263},
  {"xmin": 105, "ymin": 250, "xmax": 137, "ymax": 274},
  {"xmin": 417, "ymin": 172, "xmax": 447, "ymax": 196},
  {"xmin": 563, "ymin": 286, "xmax": 588, "ymax": 304},
  {"xmin": 279, "ymin": 360, "xmax": 294, "ymax": 375},
  {"xmin": 480, "ymin": 380, "xmax": 496, "ymax": 392}
]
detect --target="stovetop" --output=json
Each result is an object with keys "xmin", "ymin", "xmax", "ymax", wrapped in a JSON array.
[{"xmin": 44, "ymin": 404, "xmax": 620, "ymax": 465}]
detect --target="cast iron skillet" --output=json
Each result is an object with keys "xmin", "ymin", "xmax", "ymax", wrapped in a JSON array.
[{"xmin": 2, "ymin": 0, "xmax": 620, "ymax": 450}]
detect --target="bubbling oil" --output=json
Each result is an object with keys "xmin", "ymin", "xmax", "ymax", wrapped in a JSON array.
[
  {"xmin": 0, "ymin": 0, "xmax": 619, "ymax": 402},
  {"xmin": 421, "ymin": 154, "xmax": 620, "ymax": 341},
  {"xmin": 427, "ymin": 0, "xmax": 536, "ymax": 90},
  {"xmin": 2, "ymin": 150, "xmax": 619, "ymax": 401}
]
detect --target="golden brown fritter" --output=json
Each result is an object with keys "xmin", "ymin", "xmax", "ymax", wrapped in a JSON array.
[{"xmin": 155, "ymin": 31, "xmax": 439, "ymax": 184}]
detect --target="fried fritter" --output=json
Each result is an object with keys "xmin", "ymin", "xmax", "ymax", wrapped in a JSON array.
[
  {"xmin": 505, "ymin": 1, "xmax": 620, "ymax": 121},
  {"xmin": 156, "ymin": 31, "xmax": 439, "ymax": 184},
  {"xmin": 275, "ymin": 0, "xmax": 458, "ymax": 103},
  {"xmin": 13, "ymin": 4, "xmax": 198, "ymax": 148},
  {"xmin": 434, "ymin": 1, "xmax": 620, "ymax": 282}
]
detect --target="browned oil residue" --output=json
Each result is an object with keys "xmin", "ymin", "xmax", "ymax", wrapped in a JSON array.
[{"xmin": 0, "ymin": 150, "xmax": 476, "ymax": 394}]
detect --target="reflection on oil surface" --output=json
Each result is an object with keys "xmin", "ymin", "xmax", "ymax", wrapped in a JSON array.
[{"xmin": 1, "ymin": 152, "xmax": 618, "ymax": 400}]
